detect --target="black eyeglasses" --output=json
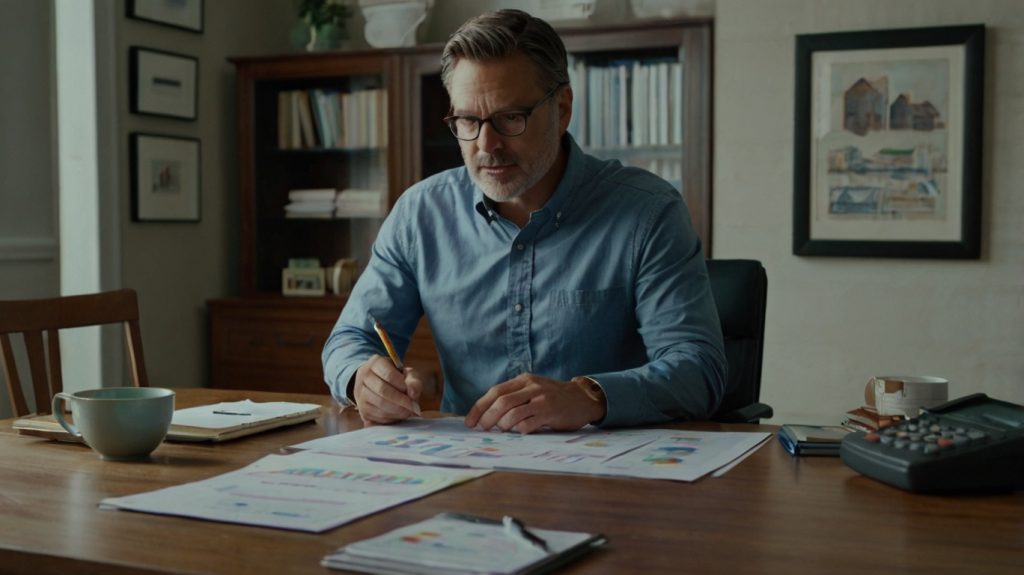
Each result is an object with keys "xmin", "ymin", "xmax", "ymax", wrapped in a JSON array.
[{"xmin": 443, "ymin": 82, "xmax": 567, "ymax": 141}]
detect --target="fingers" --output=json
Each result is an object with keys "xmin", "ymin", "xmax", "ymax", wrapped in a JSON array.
[
  {"xmin": 354, "ymin": 355, "xmax": 421, "ymax": 424},
  {"xmin": 465, "ymin": 374, "xmax": 599, "ymax": 434}
]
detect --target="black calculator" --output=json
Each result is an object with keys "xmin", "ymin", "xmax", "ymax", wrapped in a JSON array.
[{"xmin": 840, "ymin": 393, "xmax": 1024, "ymax": 493}]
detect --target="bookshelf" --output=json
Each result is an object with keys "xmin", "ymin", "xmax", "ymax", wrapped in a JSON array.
[{"xmin": 210, "ymin": 19, "xmax": 712, "ymax": 401}]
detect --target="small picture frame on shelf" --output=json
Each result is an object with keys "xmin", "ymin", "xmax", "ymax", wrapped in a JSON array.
[
  {"xmin": 282, "ymin": 267, "xmax": 326, "ymax": 297},
  {"xmin": 130, "ymin": 133, "xmax": 201, "ymax": 222},
  {"xmin": 130, "ymin": 47, "xmax": 198, "ymax": 120},
  {"xmin": 127, "ymin": 0, "xmax": 204, "ymax": 33}
]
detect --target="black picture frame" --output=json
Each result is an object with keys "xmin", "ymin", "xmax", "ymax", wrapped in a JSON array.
[
  {"xmin": 130, "ymin": 47, "xmax": 199, "ymax": 121},
  {"xmin": 793, "ymin": 25, "xmax": 984, "ymax": 259},
  {"xmin": 130, "ymin": 133, "xmax": 201, "ymax": 223},
  {"xmin": 127, "ymin": 0, "xmax": 204, "ymax": 33}
]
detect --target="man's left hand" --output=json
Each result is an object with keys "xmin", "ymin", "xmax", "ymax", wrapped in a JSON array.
[{"xmin": 464, "ymin": 373, "xmax": 606, "ymax": 434}]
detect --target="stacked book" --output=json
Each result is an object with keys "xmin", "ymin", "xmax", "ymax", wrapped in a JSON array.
[
  {"xmin": 285, "ymin": 188, "xmax": 337, "ymax": 219},
  {"xmin": 335, "ymin": 188, "xmax": 385, "ymax": 218},
  {"xmin": 841, "ymin": 406, "xmax": 906, "ymax": 433}
]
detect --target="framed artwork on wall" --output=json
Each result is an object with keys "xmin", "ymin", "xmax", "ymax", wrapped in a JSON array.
[
  {"xmin": 130, "ymin": 133, "xmax": 201, "ymax": 223},
  {"xmin": 130, "ymin": 47, "xmax": 198, "ymax": 121},
  {"xmin": 793, "ymin": 25, "xmax": 984, "ymax": 259},
  {"xmin": 127, "ymin": 0, "xmax": 204, "ymax": 33}
]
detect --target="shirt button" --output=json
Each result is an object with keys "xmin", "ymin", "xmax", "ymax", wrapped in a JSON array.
[
  {"xmin": 514, "ymin": 303, "xmax": 523, "ymax": 313},
  {"xmin": 516, "ymin": 243, "xmax": 525, "ymax": 251}
]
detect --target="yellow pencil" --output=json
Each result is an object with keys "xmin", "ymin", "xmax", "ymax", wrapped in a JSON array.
[
  {"xmin": 372, "ymin": 318, "xmax": 421, "ymax": 416},
  {"xmin": 372, "ymin": 318, "xmax": 404, "ymax": 370}
]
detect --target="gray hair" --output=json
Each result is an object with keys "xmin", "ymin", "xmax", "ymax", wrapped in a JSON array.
[{"xmin": 441, "ymin": 9, "xmax": 569, "ymax": 93}]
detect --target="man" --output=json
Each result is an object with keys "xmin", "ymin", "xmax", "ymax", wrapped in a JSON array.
[{"xmin": 322, "ymin": 9, "xmax": 725, "ymax": 433}]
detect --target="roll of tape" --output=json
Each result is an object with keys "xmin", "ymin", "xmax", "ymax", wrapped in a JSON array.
[{"xmin": 864, "ymin": 376, "xmax": 949, "ymax": 417}]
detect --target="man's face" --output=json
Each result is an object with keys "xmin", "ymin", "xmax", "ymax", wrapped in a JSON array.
[{"xmin": 447, "ymin": 53, "xmax": 568, "ymax": 204}]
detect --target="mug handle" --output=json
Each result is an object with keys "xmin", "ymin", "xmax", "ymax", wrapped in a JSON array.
[{"xmin": 52, "ymin": 392, "xmax": 82, "ymax": 439}]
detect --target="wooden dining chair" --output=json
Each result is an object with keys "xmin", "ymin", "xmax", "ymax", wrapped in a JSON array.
[{"xmin": 0, "ymin": 289, "xmax": 149, "ymax": 417}]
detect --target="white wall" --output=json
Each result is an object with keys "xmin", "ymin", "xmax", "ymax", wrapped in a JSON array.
[
  {"xmin": 0, "ymin": 0, "xmax": 58, "ymax": 419},
  {"xmin": 118, "ymin": 0, "xmax": 294, "ymax": 390},
  {"xmin": 714, "ymin": 0, "xmax": 1024, "ymax": 423}
]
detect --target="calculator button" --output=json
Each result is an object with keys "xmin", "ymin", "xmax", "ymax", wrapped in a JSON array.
[
  {"xmin": 924, "ymin": 444, "xmax": 941, "ymax": 455},
  {"xmin": 879, "ymin": 435, "xmax": 894, "ymax": 445},
  {"xmin": 937, "ymin": 438, "xmax": 955, "ymax": 448},
  {"xmin": 967, "ymin": 430, "xmax": 987, "ymax": 440},
  {"xmin": 909, "ymin": 442, "xmax": 923, "ymax": 451},
  {"xmin": 893, "ymin": 439, "xmax": 909, "ymax": 449},
  {"xmin": 864, "ymin": 433, "xmax": 881, "ymax": 442},
  {"xmin": 922, "ymin": 434, "xmax": 939, "ymax": 442},
  {"xmin": 929, "ymin": 424, "xmax": 942, "ymax": 433},
  {"xmin": 952, "ymin": 435, "xmax": 970, "ymax": 446}
]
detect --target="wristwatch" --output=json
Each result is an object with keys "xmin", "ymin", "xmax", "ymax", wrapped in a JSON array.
[{"xmin": 571, "ymin": 376, "xmax": 606, "ymax": 404}]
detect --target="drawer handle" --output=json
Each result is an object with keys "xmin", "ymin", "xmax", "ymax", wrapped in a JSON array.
[{"xmin": 277, "ymin": 335, "xmax": 315, "ymax": 347}]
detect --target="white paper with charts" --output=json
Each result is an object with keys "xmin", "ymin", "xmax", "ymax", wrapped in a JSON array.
[
  {"xmin": 99, "ymin": 451, "xmax": 490, "ymax": 532},
  {"xmin": 291, "ymin": 417, "xmax": 771, "ymax": 482}
]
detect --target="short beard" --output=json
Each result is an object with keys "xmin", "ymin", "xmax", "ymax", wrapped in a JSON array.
[{"xmin": 467, "ymin": 117, "xmax": 560, "ymax": 203}]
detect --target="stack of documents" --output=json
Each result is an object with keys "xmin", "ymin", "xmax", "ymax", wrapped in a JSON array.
[
  {"xmin": 284, "ymin": 188, "xmax": 336, "ymax": 219},
  {"xmin": 322, "ymin": 512, "xmax": 606, "ymax": 574},
  {"xmin": 334, "ymin": 188, "xmax": 385, "ymax": 218}
]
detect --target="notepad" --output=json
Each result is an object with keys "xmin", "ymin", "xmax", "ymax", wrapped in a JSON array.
[
  {"xmin": 13, "ymin": 400, "xmax": 321, "ymax": 443},
  {"xmin": 321, "ymin": 512, "xmax": 606, "ymax": 575},
  {"xmin": 777, "ymin": 424, "xmax": 851, "ymax": 456}
]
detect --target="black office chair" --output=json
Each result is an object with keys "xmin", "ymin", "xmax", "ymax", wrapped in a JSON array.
[{"xmin": 706, "ymin": 259, "xmax": 773, "ymax": 423}]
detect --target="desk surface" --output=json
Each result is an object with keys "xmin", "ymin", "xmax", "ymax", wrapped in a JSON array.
[{"xmin": 1, "ymin": 388, "xmax": 1021, "ymax": 575}]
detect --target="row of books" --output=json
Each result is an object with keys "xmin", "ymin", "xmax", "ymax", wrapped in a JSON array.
[
  {"xmin": 277, "ymin": 88, "xmax": 388, "ymax": 151},
  {"xmin": 567, "ymin": 56, "xmax": 684, "ymax": 150},
  {"xmin": 284, "ymin": 188, "xmax": 385, "ymax": 219}
]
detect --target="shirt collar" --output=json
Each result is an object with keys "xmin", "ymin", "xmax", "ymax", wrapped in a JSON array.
[{"xmin": 474, "ymin": 132, "xmax": 585, "ymax": 225}]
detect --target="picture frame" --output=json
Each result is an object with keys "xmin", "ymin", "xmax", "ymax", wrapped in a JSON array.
[
  {"xmin": 282, "ymin": 268, "xmax": 327, "ymax": 297},
  {"xmin": 130, "ymin": 47, "xmax": 198, "ymax": 121},
  {"xmin": 127, "ymin": 0, "xmax": 204, "ymax": 33},
  {"xmin": 130, "ymin": 133, "xmax": 201, "ymax": 223},
  {"xmin": 793, "ymin": 25, "xmax": 984, "ymax": 259}
]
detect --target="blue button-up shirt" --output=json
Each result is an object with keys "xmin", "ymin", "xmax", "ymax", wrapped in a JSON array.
[{"xmin": 322, "ymin": 135, "xmax": 726, "ymax": 427}]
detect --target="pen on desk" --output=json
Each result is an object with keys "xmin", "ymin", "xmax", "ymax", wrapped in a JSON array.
[
  {"xmin": 212, "ymin": 410, "xmax": 251, "ymax": 416},
  {"xmin": 502, "ymin": 515, "xmax": 550, "ymax": 553},
  {"xmin": 372, "ymin": 318, "xmax": 421, "ymax": 416}
]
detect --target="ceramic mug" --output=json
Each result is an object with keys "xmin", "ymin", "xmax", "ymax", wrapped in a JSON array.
[{"xmin": 52, "ymin": 387, "xmax": 175, "ymax": 461}]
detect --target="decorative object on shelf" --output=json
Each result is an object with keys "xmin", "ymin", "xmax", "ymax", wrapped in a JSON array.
[
  {"xmin": 534, "ymin": 0, "xmax": 596, "ymax": 23},
  {"xmin": 327, "ymin": 258, "xmax": 359, "ymax": 295},
  {"xmin": 793, "ymin": 25, "xmax": 984, "ymax": 259},
  {"xmin": 358, "ymin": 0, "xmax": 432, "ymax": 48},
  {"xmin": 282, "ymin": 265, "xmax": 327, "ymax": 297},
  {"xmin": 130, "ymin": 133, "xmax": 201, "ymax": 223},
  {"xmin": 129, "ymin": 47, "xmax": 198, "ymax": 121},
  {"xmin": 630, "ymin": 0, "xmax": 713, "ymax": 19},
  {"xmin": 127, "ymin": 0, "xmax": 203, "ymax": 33},
  {"xmin": 294, "ymin": 0, "xmax": 352, "ymax": 51}
]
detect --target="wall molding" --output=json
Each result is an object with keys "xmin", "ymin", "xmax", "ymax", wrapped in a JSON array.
[{"xmin": 0, "ymin": 237, "xmax": 58, "ymax": 261}]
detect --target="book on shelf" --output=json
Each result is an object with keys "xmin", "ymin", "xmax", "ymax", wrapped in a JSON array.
[
  {"xmin": 14, "ymin": 400, "xmax": 322, "ymax": 443},
  {"xmin": 321, "ymin": 512, "xmax": 607, "ymax": 575},
  {"xmin": 287, "ymin": 188, "xmax": 337, "ymax": 202},
  {"xmin": 777, "ymin": 424, "xmax": 851, "ymax": 457}
]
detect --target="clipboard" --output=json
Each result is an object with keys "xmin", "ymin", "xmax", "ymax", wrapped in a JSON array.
[{"xmin": 321, "ymin": 512, "xmax": 607, "ymax": 574}]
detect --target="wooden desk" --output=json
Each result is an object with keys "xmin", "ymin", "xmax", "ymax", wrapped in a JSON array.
[{"xmin": 1, "ymin": 388, "xmax": 1021, "ymax": 574}]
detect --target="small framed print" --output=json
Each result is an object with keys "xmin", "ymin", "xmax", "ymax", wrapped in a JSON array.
[
  {"xmin": 127, "ymin": 0, "xmax": 204, "ymax": 33},
  {"xmin": 130, "ymin": 47, "xmax": 198, "ymax": 121},
  {"xmin": 793, "ymin": 25, "xmax": 984, "ymax": 259},
  {"xmin": 282, "ymin": 268, "xmax": 327, "ymax": 297},
  {"xmin": 130, "ymin": 133, "xmax": 201, "ymax": 223}
]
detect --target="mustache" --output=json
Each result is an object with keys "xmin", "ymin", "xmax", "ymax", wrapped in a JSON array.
[{"xmin": 475, "ymin": 153, "xmax": 515, "ymax": 167}]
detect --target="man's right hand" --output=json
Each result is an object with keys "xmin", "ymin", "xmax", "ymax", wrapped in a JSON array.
[{"xmin": 352, "ymin": 354, "xmax": 423, "ymax": 426}]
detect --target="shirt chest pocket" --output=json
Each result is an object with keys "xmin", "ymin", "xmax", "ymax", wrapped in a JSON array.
[{"xmin": 548, "ymin": 287, "xmax": 630, "ymax": 330}]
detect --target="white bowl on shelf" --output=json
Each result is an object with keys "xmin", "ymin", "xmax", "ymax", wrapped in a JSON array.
[{"xmin": 358, "ymin": 0, "xmax": 433, "ymax": 48}]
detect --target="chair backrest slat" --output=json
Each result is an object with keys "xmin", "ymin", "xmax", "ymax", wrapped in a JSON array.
[
  {"xmin": 1, "ymin": 333, "xmax": 29, "ymax": 416},
  {"xmin": 0, "ymin": 289, "xmax": 148, "ymax": 417}
]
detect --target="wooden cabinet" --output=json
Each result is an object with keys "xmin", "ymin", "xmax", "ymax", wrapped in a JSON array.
[{"xmin": 210, "ymin": 19, "xmax": 711, "ymax": 401}]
